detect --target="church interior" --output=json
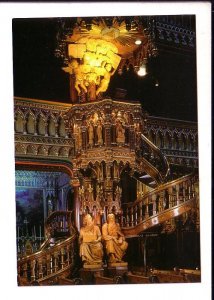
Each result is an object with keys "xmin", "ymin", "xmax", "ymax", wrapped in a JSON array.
[{"xmin": 13, "ymin": 15, "xmax": 201, "ymax": 286}]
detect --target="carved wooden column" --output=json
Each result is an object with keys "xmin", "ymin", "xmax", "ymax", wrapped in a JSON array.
[
  {"xmin": 81, "ymin": 126, "xmax": 87, "ymax": 151},
  {"xmin": 152, "ymin": 194, "xmax": 156, "ymax": 215},
  {"xmin": 55, "ymin": 122, "xmax": 59, "ymax": 137},
  {"xmin": 44, "ymin": 121, "xmax": 48, "ymax": 137},
  {"xmin": 104, "ymin": 102, "xmax": 112, "ymax": 147},
  {"xmin": 23, "ymin": 119, "xmax": 27, "ymax": 135},
  {"xmin": 70, "ymin": 177, "xmax": 81, "ymax": 231},
  {"xmin": 178, "ymin": 136, "xmax": 183, "ymax": 150},
  {"xmin": 34, "ymin": 119, "xmax": 38, "ymax": 135},
  {"xmin": 129, "ymin": 125, "xmax": 135, "ymax": 150},
  {"xmin": 104, "ymin": 123, "xmax": 111, "ymax": 147},
  {"xmin": 145, "ymin": 197, "xmax": 149, "ymax": 218},
  {"xmin": 171, "ymin": 137, "xmax": 175, "ymax": 150}
]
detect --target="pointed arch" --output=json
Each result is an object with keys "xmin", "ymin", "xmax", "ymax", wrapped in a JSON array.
[
  {"xmin": 15, "ymin": 110, "xmax": 24, "ymax": 133},
  {"xmin": 156, "ymin": 130, "xmax": 164, "ymax": 148},
  {"xmin": 48, "ymin": 115, "xmax": 56, "ymax": 137},
  {"xmin": 58, "ymin": 117, "xmax": 66, "ymax": 137},
  {"xmin": 37, "ymin": 114, "xmax": 46, "ymax": 136},
  {"xmin": 26, "ymin": 111, "xmax": 36, "ymax": 134}
]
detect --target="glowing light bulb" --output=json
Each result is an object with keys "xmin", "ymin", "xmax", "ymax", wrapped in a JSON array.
[
  {"xmin": 155, "ymin": 80, "xmax": 159, "ymax": 87},
  {"xmin": 135, "ymin": 39, "xmax": 142, "ymax": 45},
  {"xmin": 137, "ymin": 64, "xmax": 147, "ymax": 76}
]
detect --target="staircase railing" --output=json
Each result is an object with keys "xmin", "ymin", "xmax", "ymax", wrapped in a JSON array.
[
  {"xmin": 17, "ymin": 211, "xmax": 78, "ymax": 286},
  {"xmin": 44, "ymin": 210, "xmax": 75, "ymax": 241},
  {"xmin": 121, "ymin": 173, "xmax": 198, "ymax": 236},
  {"xmin": 136, "ymin": 134, "xmax": 170, "ymax": 184}
]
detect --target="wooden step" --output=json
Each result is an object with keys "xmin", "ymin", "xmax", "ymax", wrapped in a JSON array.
[
  {"xmin": 57, "ymin": 277, "xmax": 82, "ymax": 285},
  {"xmin": 126, "ymin": 273, "xmax": 151, "ymax": 284}
]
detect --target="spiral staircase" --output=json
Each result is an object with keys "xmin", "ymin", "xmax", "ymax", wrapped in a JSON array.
[{"xmin": 17, "ymin": 134, "xmax": 199, "ymax": 286}]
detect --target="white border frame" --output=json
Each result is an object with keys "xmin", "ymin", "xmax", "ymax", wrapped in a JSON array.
[{"xmin": 0, "ymin": 2, "xmax": 211, "ymax": 300}]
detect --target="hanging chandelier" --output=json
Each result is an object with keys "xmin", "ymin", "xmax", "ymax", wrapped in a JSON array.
[{"xmin": 55, "ymin": 16, "xmax": 158, "ymax": 100}]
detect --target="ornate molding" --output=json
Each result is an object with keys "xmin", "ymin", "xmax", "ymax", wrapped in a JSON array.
[
  {"xmin": 75, "ymin": 147, "xmax": 136, "ymax": 168},
  {"xmin": 15, "ymin": 134, "xmax": 74, "ymax": 146},
  {"xmin": 155, "ymin": 21, "xmax": 196, "ymax": 50},
  {"xmin": 15, "ymin": 97, "xmax": 71, "ymax": 112}
]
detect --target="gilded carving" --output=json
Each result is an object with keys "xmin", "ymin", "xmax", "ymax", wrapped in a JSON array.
[
  {"xmin": 96, "ymin": 120, "xmax": 103, "ymax": 146},
  {"xmin": 88, "ymin": 122, "xmax": 94, "ymax": 147}
]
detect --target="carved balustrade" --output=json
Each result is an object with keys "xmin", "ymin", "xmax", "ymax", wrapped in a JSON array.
[
  {"xmin": 14, "ymin": 97, "xmax": 75, "ymax": 159},
  {"xmin": 144, "ymin": 116, "xmax": 198, "ymax": 169},
  {"xmin": 17, "ymin": 210, "xmax": 77, "ymax": 285},
  {"xmin": 121, "ymin": 174, "xmax": 197, "ymax": 232},
  {"xmin": 17, "ymin": 234, "xmax": 77, "ymax": 286},
  {"xmin": 136, "ymin": 134, "xmax": 170, "ymax": 184},
  {"xmin": 44, "ymin": 210, "xmax": 75, "ymax": 239}
]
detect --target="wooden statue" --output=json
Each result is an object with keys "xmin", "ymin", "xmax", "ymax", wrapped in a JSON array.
[
  {"xmin": 102, "ymin": 213, "xmax": 128, "ymax": 263},
  {"xmin": 79, "ymin": 214, "xmax": 103, "ymax": 267}
]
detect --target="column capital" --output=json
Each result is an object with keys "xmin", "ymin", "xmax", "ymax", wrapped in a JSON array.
[{"xmin": 70, "ymin": 178, "xmax": 80, "ymax": 187}]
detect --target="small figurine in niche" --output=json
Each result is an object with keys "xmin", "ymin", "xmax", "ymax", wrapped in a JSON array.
[
  {"xmin": 96, "ymin": 120, "xmax": 103, "ymax": 146},
  {"xmin": 88, "ymin": 122, "xmax": 94, "ymax": 147},
  {"xmin": 116, "ymin": 121, "xmax": 125, "ymax": 144}
]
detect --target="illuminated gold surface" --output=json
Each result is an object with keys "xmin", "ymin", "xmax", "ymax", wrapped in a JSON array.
[
  {"xmin": 66, "ymin": 18, "xmax": 147, "ymax": 57},
  {"xmin": 63, "ymin": 38, "xmax": 121, "ymax": 95}
]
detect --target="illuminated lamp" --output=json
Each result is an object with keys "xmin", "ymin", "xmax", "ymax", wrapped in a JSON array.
[
  {"xmin": 137, "ymin": 58, "xmax": 147, "ymax": 76},
  {"xmin": 137, "ymin": 63, "xmax": 147, "ymax": 77},
  {"xmin": 135, "ymin": 39, "xmax": 142, "ymax": 45}
]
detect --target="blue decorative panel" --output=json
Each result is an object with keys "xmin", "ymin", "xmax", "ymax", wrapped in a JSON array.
[{"xmin": 16, "ymin": 188, "xmax": 44, "ymax": 238}]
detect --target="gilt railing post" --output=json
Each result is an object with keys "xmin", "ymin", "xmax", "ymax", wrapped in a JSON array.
[
  {"xmin": 145, "ymin": 197, "xmax": 149, "ymax": 218},
  {"xmin": 61, "ymin": 247, "xmax": 65, "ymax": 269},
  {"xmin": 30, "ymin": 259, "xmax": 36, "ymax": 282},
  {"xmin": 38, "ymin": 257, "xmax": 43, "ymax": 279},
  {"xmin": 66, "ymin": 244, "xmax": 70, "ymax": 266},
  {"xmin": 54, "ymin": 251, "xmax": 59, "ymax": 273},
  {"xmin": 22, "ymin": 262, "xmax": 28, "ymax": 281},
  {"xmin": 139, "ymin": 202, "xmax": 143, "ymax": 223}
]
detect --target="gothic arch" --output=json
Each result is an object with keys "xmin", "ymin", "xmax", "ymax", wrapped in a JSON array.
[
  {"xmin": 26, "ymin": 111, "xmax": 36, "ymax": 134},
  {"xmin": 58, "ymin": 117, "xmax": 67, "ymax": 137},
  {"xmin": 165, "ymin": 131, "xmax": 172, "ymax": 149},
  {"xmin": 15, "ymin": 110, "xmax": 25, "ymax": 133},
  {"xmin": 148, "ymin": 129, "xmax": 156, "ymax": 144},
  {"xmin": 156, "ymin": 130, "xmax": 164, "ymax": 148},
  {"xmin": 187, "ymin": 133, "xmax": 194, "ymax": 151},
  {"xmin": 172, "ymin": 132, "xmax": 179, "ymax": 150},
  {"xmin": 15, "ymin": 160, "xmax": 74, "ymax": 178},
  {"xmin": 37, "ymin": 114, "xmax": 46, "ymax": 136},
  {"xmin": 181, "ymin": 133, "xmax": 187, "ymax": 150},
  {"xmin": 48, "ymin": 114, "xmax": 57, "ymax": 137}
]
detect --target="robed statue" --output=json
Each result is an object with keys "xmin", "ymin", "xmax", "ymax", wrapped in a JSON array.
[
  {"xmin": 79, "ymin": 214, "xmax": 103, "ymax": 267},
  {"xmin": 102, "ymin": 213, "xmax": 128, "ymax": 264}
]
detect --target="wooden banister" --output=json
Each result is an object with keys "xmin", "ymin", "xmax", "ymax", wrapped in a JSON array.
[
  {"xmin": 121, "ymin": 173, "xmax": 198, "ymax": 235},
  {"xmin": 18, "ymin": 211, "xmax": 78, "ymax": 286}
]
